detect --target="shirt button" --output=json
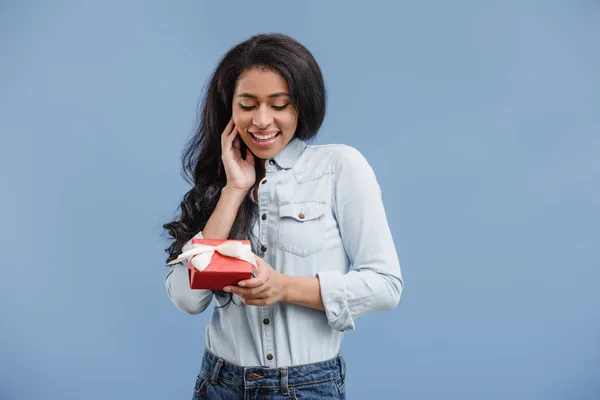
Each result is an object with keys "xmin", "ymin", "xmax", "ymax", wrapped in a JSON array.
[
  {"xmin": 269, "ymin": 159, "xmax": 275, "ymax": 165},
  {"xmin": 263, "ymin": 318, "xmax": 270, "ymax": 325},
  {"xmin": 261, "ymin": 214, "xmax": 267, "ymax": 220},
  {"xmin": 262, "ymin": 179, "xmax": 267, "ymax": 184},
  {"xmin": 266, "ymin": 353, "xmax": 273, "ymax": 361},
  {"xmin": 261, "ymin": 245, "xmax": 267, "ymax": 252},
  {"xmin": 298, "ymin": 213, "xmax": 305, "ymax": 220}
]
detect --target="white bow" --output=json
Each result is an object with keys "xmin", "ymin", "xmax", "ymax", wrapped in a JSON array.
[{"xmin": 166, "ymin": 241, "xmax": 257, "ymax": 272}]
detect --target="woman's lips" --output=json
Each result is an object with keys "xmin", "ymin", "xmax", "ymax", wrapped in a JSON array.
[{"xmin": 248, "ymin": 131, "xmax": 280, "ymax": 147}]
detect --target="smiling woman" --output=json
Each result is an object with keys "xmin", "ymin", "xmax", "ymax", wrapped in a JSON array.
[
  {"xmin": 233, "ymin": 69, "xmax": 298, "ymax": 157},
  {"xmin": 163, "ymin": 33, "xmax": 403, "ymax": 400}
]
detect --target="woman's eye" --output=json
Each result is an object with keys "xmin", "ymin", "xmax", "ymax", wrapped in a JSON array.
[{"xmin": 239, "ymin": 104, "xmax": 288, "ymax": 111}]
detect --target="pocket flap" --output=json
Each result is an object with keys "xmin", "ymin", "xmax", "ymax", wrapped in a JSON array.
[{"xmin": 279, "ymin": 201, "xmax": 327, "ymax": 221}]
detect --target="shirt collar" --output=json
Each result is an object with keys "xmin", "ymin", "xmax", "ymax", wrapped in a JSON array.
[{"xmin": 272, "ymin": 137, "xmax": 306, "ymax": 169}]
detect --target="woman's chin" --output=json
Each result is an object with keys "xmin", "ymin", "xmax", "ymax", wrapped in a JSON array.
[
  {"xmin": 246, "ymin": 142, "xmax": 284, "ymax": 160},
  {"xmin": 249, "ymin": 147, "xmax": 278, "ymax": 161}
]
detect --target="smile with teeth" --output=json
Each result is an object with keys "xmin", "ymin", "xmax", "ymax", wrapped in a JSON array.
[{"xmin": 250, "ymin": 131, "xmax": 280, "ymax": 141}]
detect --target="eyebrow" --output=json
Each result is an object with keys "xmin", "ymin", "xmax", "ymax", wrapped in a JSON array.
[{"xmin": 237, "ymin": 92, "xmax": 290, "ymax": 99}]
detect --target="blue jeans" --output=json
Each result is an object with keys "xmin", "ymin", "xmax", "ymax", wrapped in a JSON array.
[{"xmin": 192, "ymin": 348, "xmax": 347, "ymax": 399}]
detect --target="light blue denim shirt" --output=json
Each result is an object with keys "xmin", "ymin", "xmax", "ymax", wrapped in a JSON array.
[{"xmin": 165, "ymin": 137, "xmax": 403, "ymax": 367}]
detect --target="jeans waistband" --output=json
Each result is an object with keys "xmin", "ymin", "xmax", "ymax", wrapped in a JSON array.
[{"xmin": 200, "ymin": 348, "xmax": 346, "ymax": 391}]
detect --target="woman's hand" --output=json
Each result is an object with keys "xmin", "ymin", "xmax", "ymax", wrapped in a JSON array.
[
  {"xmin": 221, "ymin": 118, "xmax": 256, "ymax": 192},
  {"xmin": 223, "ymin": 255, "xmax": 286, "ymax": 306}
]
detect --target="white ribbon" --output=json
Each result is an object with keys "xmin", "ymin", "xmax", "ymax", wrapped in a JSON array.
[{"xmin": 166, "ymin": 241, "xmax": 257, "ymax": 273}]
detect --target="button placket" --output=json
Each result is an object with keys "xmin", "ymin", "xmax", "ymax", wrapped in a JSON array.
[
  {"xmin": 258, "ymin": 160, "xmax": 277, "ymax": 254},
  {"xmin": 261, "ymin": 303, "xmax": 274, "ymax": 366},
  {"xmin": 259, "ymin": 160, "xmax": 275, "ymax": 367}
]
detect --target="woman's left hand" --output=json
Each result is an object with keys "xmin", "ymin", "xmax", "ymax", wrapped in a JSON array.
[{"xmin": 223, "ymin": 255, "xmax": 287, "ymax": 306}]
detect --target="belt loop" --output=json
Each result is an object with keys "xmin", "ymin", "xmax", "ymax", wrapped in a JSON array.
[
  {"xmin": 211, "ymin": 358, "xmax": 223, "ymax": 385},
  {"xmin": 280, "ymin": 367, "xmax": 289, "ymax": 395},
  {"xmin": 339, "ymin": 354, "xmax": 346, "ymax": 382}
]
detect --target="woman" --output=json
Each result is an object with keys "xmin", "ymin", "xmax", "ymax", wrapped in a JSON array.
[{"xmin": 164, "ymin": 33, "xmax": 403, "ymax": 399}]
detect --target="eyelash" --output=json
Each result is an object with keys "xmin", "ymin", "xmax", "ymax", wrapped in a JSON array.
[{"xmin": 239, "ymin": 104, "xmax": 289, "ymax": 111}]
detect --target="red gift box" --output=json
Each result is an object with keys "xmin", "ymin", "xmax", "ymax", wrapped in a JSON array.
[{"xmin": 188, "ymin": 239, "xmax": 255, "ymax": 290}]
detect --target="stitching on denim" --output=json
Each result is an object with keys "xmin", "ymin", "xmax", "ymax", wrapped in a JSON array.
[
  {"xmin": 330, "ymin": 146, "xmax": 341, "ymax": 220},
  {"xmin": 291, "ymin": 374, "xmax": 340, "ymax": 387},
  {"xmin": 292, "ymin": 144, "xmax": 340, "ymax": 184},
  {"xmin": 278, "ymin": 201, "xmax": 327, "ymax": 256},
  {"xmin": 279, "ymin": 200, "xmax": 328, "ymax": 206},
  {"xmin": 194, "ymin": 377, "xmax": 210, "ymax": 396},
  {"xmin": 306, "ymin": 143, "xmax": 341, "ymax": 149},
  {"xmin": 280, "ymin": 209, "xmax": 326, "ymax": 221},
  {"xmin": 294, "ymin": 170, "xmax": 333, "ymax": 184},
  {"xmin": 210, "ymin": 358, "xmax": 223, "ymax": 385},
  {"xmin": 243, "ymin": 374, "xmax": 341, "ymax": 389},
  {"xmin": 280, "ymin": 367, "xmax": 289, "ymax": 395}
]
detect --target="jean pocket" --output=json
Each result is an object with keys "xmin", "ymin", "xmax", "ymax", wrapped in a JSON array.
[{"xmin": 278, "ymin": 201, "xmax": 327, "ymax": 257}]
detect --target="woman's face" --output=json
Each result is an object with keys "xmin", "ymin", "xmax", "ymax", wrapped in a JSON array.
[{"xmin": 232, "ymin": 67, "xmax": 298, "ymax": 161}]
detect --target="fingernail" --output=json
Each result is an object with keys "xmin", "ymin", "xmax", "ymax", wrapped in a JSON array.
[
  {"xmin": 223, "ymin": 287, "xmax": 230, "ymax": 292},
  {"xmin": 238, "ymin": 281, "xmax": 246, "ymax": 287}
]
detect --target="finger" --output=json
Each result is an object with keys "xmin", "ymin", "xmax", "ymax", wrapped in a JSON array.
[
  {"xmin": 231, "ymin": 282, "xmax": 268, "ymax": 296},
  {"xmin": 232, "ymin": 135, "xmax": 241, "ymax": 151},
  {"xmin": 244, "ymin": 298, "xmax": 270, "ymax": 307},
  {"xmin": 245, "ymin": 149, "xmax": 255, "ymax": 166},
  {"xmin": 254, "ymin": 254, "xmax": 267, "ymax": 266},
  {"xmin": 225, "ymin": 284, "xmax": 267, "ymax": 298},
  {"xmin": 222, "ymin": 126, "xmax": 238, "ymax": 154},
  {"xmin": 237, "ymin": 295, "xmax": 268, "ymax": 306},
  {"xmin": 222, "ymin": 118, "xmax": 234, "ymax": 136},
  {"xmin": 238, "ymin": 260, "xmax": 267, "ymax": 288},
  {"xmin": 237, "ymin": 273, "xmax": 267, "ymax": 288},
  {"xmin": 221, "ymin": 119, "xmax": 235, "ymax": 150},
  {"xmin": 229, "ymin": 126, "xmax": 239, "ymax": 146}
]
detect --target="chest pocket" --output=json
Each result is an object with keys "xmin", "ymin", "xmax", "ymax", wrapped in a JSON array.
[{"xmin": 278, "ymin": 201, "xmax": 327, "ymax": 257}]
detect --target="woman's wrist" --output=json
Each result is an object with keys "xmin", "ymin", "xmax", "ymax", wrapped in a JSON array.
[
  {"xmin": 202, "ymin": 185, "xmax": 248, "ymax": 239},
  {"xmin": 280, "ymin": 274, "xmax": 291, "ymax": 303},
  {"xmin": 280, "ymin": 274, "xmax": 325, "ymax": 311},
  {"xmin": 222, "ymin": 185, "xmax": 250, "ymax": 200}
]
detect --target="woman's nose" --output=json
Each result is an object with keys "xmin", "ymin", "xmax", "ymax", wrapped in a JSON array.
[{"xmin": 252, "ymin": 105, "xmax": 274, "ymax": 128}]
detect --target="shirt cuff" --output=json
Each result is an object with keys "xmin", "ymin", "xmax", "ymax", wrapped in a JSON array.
[
  {"xmin": 316, "ymin": 270, "xmax": 356, "ymax": 332},
  {"xmin": 181, "ymin": 231, "xmax": 204, "ymax": 253}
]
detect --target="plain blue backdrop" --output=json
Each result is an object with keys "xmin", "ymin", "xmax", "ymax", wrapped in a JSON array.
[{"xmin": 1, "ymin": 1, "xmax": 599, "ymax": 399}]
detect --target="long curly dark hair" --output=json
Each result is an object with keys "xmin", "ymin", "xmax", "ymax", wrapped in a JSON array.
[{"xmin": 163, "ymin": 33, "xmax": 326, "ymax": 283}]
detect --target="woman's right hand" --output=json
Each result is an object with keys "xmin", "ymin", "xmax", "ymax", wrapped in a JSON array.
[{"xmin": 221, "ymin": 118, "xmax": 256, "ymax": 192}]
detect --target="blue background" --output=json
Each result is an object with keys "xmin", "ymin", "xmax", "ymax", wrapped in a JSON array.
[{"xmin": 1, "ymin": 1, "xmax": 599, "ymax": 399}]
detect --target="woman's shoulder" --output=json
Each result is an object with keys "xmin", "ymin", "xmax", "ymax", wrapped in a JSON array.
[
  {"xmin": 291, "ymin": 141, "xmax": 375, "ymax": 184},
  {"xmin": 302, "ymin": 142, "xmax": 372, "ymax": 173}
]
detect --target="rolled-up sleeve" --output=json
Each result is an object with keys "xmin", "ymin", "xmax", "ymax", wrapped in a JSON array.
[
  {"xmin": 165, "ymin": 231, "xmax": 214, "ymax": 314},
  {"xmin": 317, "ymin": 145, "xmax": 403, "ymax": 331}
]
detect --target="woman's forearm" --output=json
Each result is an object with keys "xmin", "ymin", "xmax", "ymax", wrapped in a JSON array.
[
  {"xmin": 202, "ymin": 186, "xmax": 247, "ymax": 239},
  {"xmin": 282, "ymin": 275, "xmax": 325, "ymax": 311}
]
